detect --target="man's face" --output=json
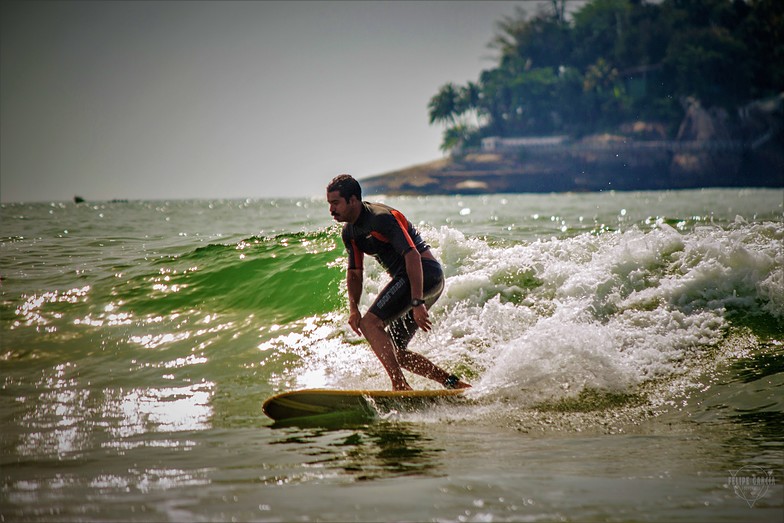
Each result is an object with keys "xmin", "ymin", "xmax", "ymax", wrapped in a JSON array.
[{"xmin": 327, "ymin": 190, "xmax": 356, "ymax": 223}]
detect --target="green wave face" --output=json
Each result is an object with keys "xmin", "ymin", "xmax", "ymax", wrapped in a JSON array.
[{"xmin": 116, "ymin": 231, "xmax": 344, "ymax": 323}]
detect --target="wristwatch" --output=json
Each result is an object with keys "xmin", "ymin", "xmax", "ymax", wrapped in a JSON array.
[{"xmin": 411, "ymin": 298, "xmax": 426, "ymax": 307}]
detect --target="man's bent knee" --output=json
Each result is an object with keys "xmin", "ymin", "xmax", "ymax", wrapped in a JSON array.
[{"xmin": 359, "ymin": 312, "xmax": 385, "ymax": 335}]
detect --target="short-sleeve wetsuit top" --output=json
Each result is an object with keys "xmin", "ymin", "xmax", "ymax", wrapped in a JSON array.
[{"xmin": 341, "ymin": 202, "xmax": 430, "ymax": 276}]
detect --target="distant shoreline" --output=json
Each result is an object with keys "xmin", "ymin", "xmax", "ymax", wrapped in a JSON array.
[
  {"xmin": 361, "ymin": 154, "xmax": 784, "ymax": 196},
  {"xmin": 362, "ymin": 132, "xmax": 783, "ymax": 196}
]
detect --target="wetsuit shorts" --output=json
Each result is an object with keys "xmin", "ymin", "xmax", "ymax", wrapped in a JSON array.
[{"xmin": 368, "ymin": 257, "xmax": 444, "ymax": 324}]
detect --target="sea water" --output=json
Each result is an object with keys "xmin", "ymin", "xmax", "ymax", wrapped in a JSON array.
[{"xmin": 1, "ymin": 189, "xmax": 782, "ymax": 522}]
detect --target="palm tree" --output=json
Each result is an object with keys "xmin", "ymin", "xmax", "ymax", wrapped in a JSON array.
[{"xmin": 428, "ymin": 83, "xmax": 459, "ymax": 125}]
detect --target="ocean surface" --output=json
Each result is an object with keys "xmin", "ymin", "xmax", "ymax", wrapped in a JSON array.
[{"xmin": 1, "ymin": 188, "xmax": 782, "ymax": 522}]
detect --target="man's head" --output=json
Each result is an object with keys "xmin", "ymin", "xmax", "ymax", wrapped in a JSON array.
[
  {"xmin": 327, "ymin": 174, "xmax": 362, "ymax": 223},
  {"xmin": 327, "ymin": 174, "xmax": 361, "ymax": 202}
]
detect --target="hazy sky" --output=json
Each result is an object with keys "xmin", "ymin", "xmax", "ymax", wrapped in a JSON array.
[{"xmin": 2, "ymin": 1, "xmax": 554, "ymax": 202}]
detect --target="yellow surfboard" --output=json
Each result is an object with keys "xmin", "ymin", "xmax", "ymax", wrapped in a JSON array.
[{"xmin": 262, "ymin": 388, "xmax": 465, "ymax": 422}]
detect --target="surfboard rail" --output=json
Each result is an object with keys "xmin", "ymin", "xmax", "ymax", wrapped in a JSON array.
[{"xmin": 262, "ymin": 388, "xmax": 465, "ymax": 421}]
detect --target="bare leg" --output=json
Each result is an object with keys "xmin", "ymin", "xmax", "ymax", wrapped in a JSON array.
[
  {"xmin": 396, "ymin": 349, "xmax": 471, "ymax": 388},
  {"xmin": 359, "ymin": 312, "xmax": 412, "ymax": 390},
  {"xmin": 389, "ymin": 311, "xmax": 471, "ymax": 389},
  {"xmin": 395, "ymin": 349, "xmax": 451, "ymax": 383}
]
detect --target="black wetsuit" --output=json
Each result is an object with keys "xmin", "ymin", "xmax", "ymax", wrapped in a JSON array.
[{"xmin": 341, "ymin": 202, "xmax": 444, "ymax": 349}]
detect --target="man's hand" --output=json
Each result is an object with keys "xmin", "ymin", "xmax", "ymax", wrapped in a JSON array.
[
  {"xmin": 346, "ymin": 268, "xmax": 363, "ymax": 336},
  {"xmin": 348, "ymin": 308, "xmax": 362, "ymax": 336},
  {"xmin": 412, "ymin": 304, "xmax": 432, "ymax": 332}
]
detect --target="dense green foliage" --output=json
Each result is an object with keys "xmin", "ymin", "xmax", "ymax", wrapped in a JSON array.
[{"xmin": 429, "ymin": 0, "xmax": 784, "ymax": 151}]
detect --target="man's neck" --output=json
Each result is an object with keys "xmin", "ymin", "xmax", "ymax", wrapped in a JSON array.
[{"xmin": 348, "ymin": 201, "xmax": 364, "ymax": 225}]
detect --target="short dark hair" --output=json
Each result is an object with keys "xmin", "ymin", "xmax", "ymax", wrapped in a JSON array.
[{"xmin": 327, "ymin": 174, "xmax": 361, "ymax": 202}]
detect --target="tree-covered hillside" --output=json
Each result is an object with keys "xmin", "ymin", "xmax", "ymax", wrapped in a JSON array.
[{"xmin": 429, "ymin": 0, "xmax": 783, "ymax": 152}]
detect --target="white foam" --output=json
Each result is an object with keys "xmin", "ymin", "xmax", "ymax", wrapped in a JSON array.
[
  {"xmin": 279, "ymin": 220, "xmax": 782, "ymax": 411},
  {"xmin": 415, "ymin": 221, "xmax": 782, "ymax": 404}
]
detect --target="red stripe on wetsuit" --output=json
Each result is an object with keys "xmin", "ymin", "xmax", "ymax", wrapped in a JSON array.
[
  {"xmin": 390, "ymin": 209, "xmax": 416, "ymax": 250},
  {"xmin": 350, "ymin": 239, "xmax": 364, "ymax": 269}
]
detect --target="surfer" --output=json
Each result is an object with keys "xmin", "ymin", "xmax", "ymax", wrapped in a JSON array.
[{"xmin": 327, "ymin": 174, "xmax": 471, "ymax": 391}]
